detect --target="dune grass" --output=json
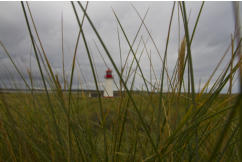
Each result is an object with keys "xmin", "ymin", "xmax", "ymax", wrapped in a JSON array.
[{"xmin": 0, "ymin": 1, "xmax": 241, "ymax": 162}]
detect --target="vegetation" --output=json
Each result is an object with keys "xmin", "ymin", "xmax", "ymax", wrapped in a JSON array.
[{"xmin": 0, "ymin": 1, "xmax": 241, "ymax": 162}]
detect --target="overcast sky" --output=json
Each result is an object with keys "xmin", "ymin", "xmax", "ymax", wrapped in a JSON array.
[{"xmin": 0, "ymin": 1, "xmax": 241, "ymax": 92}]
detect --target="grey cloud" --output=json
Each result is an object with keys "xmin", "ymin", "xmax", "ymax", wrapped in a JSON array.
[{"xmin": 0, "ymin": 1, "xmax": 240, "ymax": 93}]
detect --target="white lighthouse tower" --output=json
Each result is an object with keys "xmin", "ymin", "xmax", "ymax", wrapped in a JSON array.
[{"xmin": 104, "ymin": 68, "xmax": 113, "ymax": 97}]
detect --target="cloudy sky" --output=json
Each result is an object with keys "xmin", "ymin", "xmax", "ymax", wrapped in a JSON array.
[{"xmin": 0, "ymin": 1, "xmax": 241, "ymax": 92}]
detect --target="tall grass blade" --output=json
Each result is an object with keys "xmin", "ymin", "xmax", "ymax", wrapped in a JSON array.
[
  {"xmin": 21, "ymin": 1, "xmax": 64, "ymax": 158},
  {"xmin": 78, "ymin": 1, "xmax": 158, "ymax": 155},
  {"xmin": 72, "ymin": 2, "xmax": 108, "ymax": 162}
]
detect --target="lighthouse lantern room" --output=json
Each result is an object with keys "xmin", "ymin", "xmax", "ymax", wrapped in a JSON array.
[{"xmin": 104, "ymin": 68, "xmax": 113, "ymax": 97}]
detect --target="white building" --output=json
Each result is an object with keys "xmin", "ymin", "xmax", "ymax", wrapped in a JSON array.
[{"xmin": 104, "ymin": 68, "xmax": 113, "ymax": 97}]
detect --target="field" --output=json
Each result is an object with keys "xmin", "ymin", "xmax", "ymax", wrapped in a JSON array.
[
  {"xmin": 0, "ymin": 1, "xmax": 241, "ymax": 162},
  {"xmin": 0, "ymin": 92, "xmax": 240, "ymax": 161}
]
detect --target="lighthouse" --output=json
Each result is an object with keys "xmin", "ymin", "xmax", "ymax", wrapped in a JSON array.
[{"xmin": 104, "ymin": 68, "xmax": 113, "ymax": 97}]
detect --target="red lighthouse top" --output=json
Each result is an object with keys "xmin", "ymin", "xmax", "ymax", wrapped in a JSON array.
[{"xmin": 105, "ymin": 68, "xmax": 113, "ymax": 79}]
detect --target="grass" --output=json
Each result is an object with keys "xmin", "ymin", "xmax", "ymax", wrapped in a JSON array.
[
  {"xmin": 0, "ymin": 1, "xmax": 241, "ymax": 162},
  {"xmin": 0, "ymin": 92, "xmax": 239, "ymax": 161}
]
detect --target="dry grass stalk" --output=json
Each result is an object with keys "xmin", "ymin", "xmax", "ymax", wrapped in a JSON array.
[{"xmin": 178, "ymin": 36, "xmax": 186, "ymax": 84}]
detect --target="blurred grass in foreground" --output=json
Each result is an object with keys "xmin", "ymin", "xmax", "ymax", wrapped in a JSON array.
[{"xmin": 0, "ymin": 1, "xmax": 241, "ymax": 162}]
